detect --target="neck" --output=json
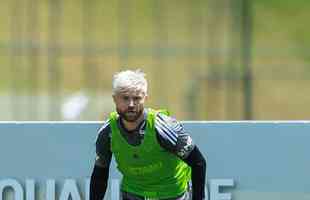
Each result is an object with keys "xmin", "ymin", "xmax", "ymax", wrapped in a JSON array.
[{"xmin": 121, "ymin": 113, "xmax": 144, "ymax": 132}]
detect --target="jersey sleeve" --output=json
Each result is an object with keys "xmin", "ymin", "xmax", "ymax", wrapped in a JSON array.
[
  {"xmin": 95, "ymin": 120, "xmax": 112, "ymax": 167},
  {"xmin": 155, "ymin": 113, "xmax": 195, "ymax": 159}
]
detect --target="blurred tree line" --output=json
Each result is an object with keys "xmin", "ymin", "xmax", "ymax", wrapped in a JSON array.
[{"xmin": 0, "ymin": 0, "xmax": 310, "ymax": 121}]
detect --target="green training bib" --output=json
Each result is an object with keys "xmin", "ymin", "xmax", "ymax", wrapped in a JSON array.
[{"xmin": 109, "ymin": 109, "xmax": 191, "ymax": 199}]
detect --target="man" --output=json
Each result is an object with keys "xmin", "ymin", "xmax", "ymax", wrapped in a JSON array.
[{"xmin": 90, "ymin": 69, "xmax": 206, "ymax": 200}]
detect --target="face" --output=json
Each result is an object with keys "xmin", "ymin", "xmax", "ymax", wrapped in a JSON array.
[{"xmin": 113, "ymin": 89, "xmax": 147, "ymax": 123}]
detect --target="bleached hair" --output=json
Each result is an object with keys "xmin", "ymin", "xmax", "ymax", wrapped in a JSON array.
[{"xmin": 112, "ymin": 69, "xmax": 148, "ymax": 95}]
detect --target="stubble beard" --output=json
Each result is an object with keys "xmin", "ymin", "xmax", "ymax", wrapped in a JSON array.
[{"xmin": 117, "ymin": 107, "xmax": 144, "ymax": 122}]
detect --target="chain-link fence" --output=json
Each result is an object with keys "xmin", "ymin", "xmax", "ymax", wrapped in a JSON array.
[{"xmin": 1, "ymin": 0, "xmax": 310, "ymax": 121}]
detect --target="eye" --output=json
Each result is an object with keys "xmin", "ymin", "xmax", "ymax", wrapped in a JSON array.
[
  {"xmin": 133, "ymin": 96, "xmax": 141, "ymax": 101},
  {"xmin": 122, "ymin": 96, "xmax": 130, "ymax": 101}
]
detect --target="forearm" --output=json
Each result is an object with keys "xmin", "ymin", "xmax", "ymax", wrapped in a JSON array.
[
  {"xmin": 184, "ymin": 146, "xmax": 207, "ymax": 200},
  {"xmin": 90, "ymin": 165, "xmax": 109, "ymax": 200}
]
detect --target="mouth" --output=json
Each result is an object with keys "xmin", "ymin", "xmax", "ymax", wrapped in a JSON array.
[{"xmin": 126, "ymin": 111, "xmax": 136, "ymax": 115}]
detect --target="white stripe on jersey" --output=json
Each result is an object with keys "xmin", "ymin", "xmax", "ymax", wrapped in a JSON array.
[
  {"xmin": 157, "ymin": 114, "xmax": 179, "ymax": 140},
  {"xmin": 173, "ymin": 123, "xmax": 183, "ymax": 132},
  {"xmin": 97, "ymin": 119, "xmax": 110, "ymax": 134},
  {"xmin": 156, "ymin": 116, "xmax": 178, "ymax": 145}
]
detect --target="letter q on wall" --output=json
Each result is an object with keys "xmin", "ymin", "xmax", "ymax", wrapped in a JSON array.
[{"xmin": 0, "ymin": 179, "xmax": 23, "ymax": 200}]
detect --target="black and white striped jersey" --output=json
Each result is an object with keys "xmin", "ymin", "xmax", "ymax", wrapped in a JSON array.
[{"xmin": 95, "ymin": 108, "xmax": 195, "ymax": 167}]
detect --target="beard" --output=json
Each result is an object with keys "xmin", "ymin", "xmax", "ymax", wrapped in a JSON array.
[{"xmin": 117, "ymin": 107, "xmax": 144, "ymax": 122}]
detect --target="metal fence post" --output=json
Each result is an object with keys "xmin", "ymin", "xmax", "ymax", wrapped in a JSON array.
[{"xmin": 241, "ymin": 0, "xmax": 253, "ymax": 120}]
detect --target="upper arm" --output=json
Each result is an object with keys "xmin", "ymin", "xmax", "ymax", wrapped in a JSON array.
[
  {"xmin": 95, "ymin": 121, "xmax": 113, "ymax": 167},
  {"xmin": 155, "ymin": 113, "xmax": 195, "ymax": 159}
]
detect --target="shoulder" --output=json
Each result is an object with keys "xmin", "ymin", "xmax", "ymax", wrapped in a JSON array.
[
  {"xmin": 154, "ymin": 112, "xmax": 184, "ymax": 145},
  {"xmin": 96, "ymin": 120, "xmax": 112, "ymax": 145},
  {"xmin": 155, "ymin": 112, "xmax": 183, "ymax": 132},
  {"xmin": 154, "ymin": 112, "xmax": 195, "ymax": 158},
  {"xmin": 97, "ymin": 119, "xmax": 112, "ymax": 135}
]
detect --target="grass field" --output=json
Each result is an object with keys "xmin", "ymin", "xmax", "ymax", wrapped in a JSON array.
[{"xmin": 0, "ymin": 0, "xmax": 310, "ymax": 120}]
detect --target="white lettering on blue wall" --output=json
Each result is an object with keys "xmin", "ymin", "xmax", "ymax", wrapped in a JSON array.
[
  {"xmin": 0, "ymin": 178, "xmax": 234, "ymax": 200},
  {"xmin": 210, "ymin": 179, "xmax": 234, "ymax": 200}
]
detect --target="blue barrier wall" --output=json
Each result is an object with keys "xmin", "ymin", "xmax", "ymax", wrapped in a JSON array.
[{"xmin": 0, "ymin": 122, "xmax": 309, "ymax": 200}]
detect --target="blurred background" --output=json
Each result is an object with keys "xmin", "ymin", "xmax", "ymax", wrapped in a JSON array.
[{"xmin": 1, "ymin": 0, "xmax": 310, "ymax": 121}]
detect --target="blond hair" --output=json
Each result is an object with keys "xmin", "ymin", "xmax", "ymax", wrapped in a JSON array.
[{"xmin": 112, "ymin": 69, "xmax": 148, "ymax": 95}]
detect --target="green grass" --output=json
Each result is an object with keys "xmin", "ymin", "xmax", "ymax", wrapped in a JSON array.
[{"xmin": 1, "ymin": 0, "xmax": 310, "ymax": 120}]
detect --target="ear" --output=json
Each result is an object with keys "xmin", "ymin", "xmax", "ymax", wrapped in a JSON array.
[{"xmin": 144, "ymin": 94, "xmax": 148, "ymax": 101}]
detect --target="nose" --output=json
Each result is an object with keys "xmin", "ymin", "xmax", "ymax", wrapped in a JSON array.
[{"xmin": 128, "ymin": 99, "xmax": 135, "ymax": 107}]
